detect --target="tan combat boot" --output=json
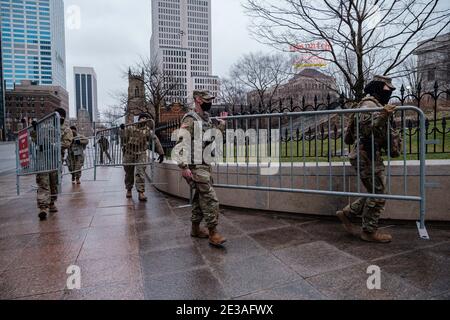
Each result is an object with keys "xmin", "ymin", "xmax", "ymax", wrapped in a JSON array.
[
  {"xmin": 126, "ymin": 190, "xmax": 132, "ymax": 199},
  {"xmin": 38, "ymin": 207, "xmax": 49, "ymax": 221},
  {"xmin": 361, "ymin": 230, "xmax": 392, "ymax": 243},
  {"xmin": 138, "ymin": 192, "xmax": 148, "ymax": 202},
  {"xmin": 336, "ymin": 210, "xmax": 360, "ymax": 237},
  {"xmin": 49, "ymin": 203, "xmax": 58, "ymax": 213},
  {"xmin": 208, "ymin": 227, "xmax": 227, "ymax": 247},
  {"xmin": 191, "ymin": 223, "xmax": 209, "ymax": 239}
]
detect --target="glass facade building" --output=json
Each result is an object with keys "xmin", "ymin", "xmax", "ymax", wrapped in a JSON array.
[
  {"xmin": 74, "ymin": 66, "xmax": 98, "ymax": 123},
  {"xmin": 0, "ymin": 28, "xmax": 5, "ymax": 140},
  {"xmin": 0, "ymin": 0, "xmax": 66, "ymax": 90}
]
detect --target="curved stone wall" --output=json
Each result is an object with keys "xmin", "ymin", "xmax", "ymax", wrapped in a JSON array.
[{"xmin": 152, "ymin": 160, "xmax": 450, "ymax": 222}]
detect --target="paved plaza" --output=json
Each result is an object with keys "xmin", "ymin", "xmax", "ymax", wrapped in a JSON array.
[{"xmin": 0, "ymin": 167, "xmax": 449, "ymax": 300}]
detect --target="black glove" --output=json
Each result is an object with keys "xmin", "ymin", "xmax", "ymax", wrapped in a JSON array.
[
  {"xmin": 32, "ymin": 121, "xmax": 38, "ymax": 130},
  {"xmin": 158, "ymin": 154, "xmax": 164, "ymax": 163},
  {"xmin": 120, "ymin": 124, "xmax": 126, "ymax": 130}
]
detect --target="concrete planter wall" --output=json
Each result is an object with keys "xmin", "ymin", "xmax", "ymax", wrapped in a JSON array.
[{"xmin": 151, "ymin": 160, "xmax": 450, "ymax": 222}]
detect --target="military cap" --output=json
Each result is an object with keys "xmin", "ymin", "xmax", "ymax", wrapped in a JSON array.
[
  {"xmin": 193, "ymin": 90, "xmax": 215, "ymax": 101},
  {"xmin": 372, "ymin": 75, "xmax": 396, "ymax": 91}
]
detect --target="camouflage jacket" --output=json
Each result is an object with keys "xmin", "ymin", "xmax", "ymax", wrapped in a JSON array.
[
  {"xmin": 120, "ymin": 124, "xmax": 164, "ymax": 155},
  {"xmin": 69, "ymin": 134, "xmax": 89, "ymax": 157},
  {"xmin": 176, "ymin": 111, "xmax": 225, "ymax": 169},
  {"xmin": 98, "ymin": 136, "xmax": 109, "ymax": 150},
  {"xmin": 346, "ymin": 96, "xmax": 392, "ymax": 163}
]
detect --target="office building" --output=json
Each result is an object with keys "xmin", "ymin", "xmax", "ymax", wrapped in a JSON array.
[
  {"xmin": 74, "ymin": 66, "xmax": 98, "ymax": 123},
  {"xmin": 4, "ymin": 80, "xmax": 68, "ymax": 135},
  {"xmin": 150, "ymin": 0, "xmax": 220, "ymax": 107},
  {"xmin": 0, "ymin": 29, "xmax": 5, "ymax": 140},
  {"xmin": 0, "ymin": 0, "xmax": 67, "ymax": 89}
]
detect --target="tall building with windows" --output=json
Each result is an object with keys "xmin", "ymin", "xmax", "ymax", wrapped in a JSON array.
[
  {"xmin": 0, "ymin": 0, "xmax": 67, "ymax": 90},
  {"xmin": 0, "ymin": 29, "xmax": 5, "ymax": 140},
  {"xmin": 74, "ymin": 66, "xmax": 98, "ymax": 123},
  {"xmin": 150, "ymin": 0, "xmax": 220, "ymax": 106}
]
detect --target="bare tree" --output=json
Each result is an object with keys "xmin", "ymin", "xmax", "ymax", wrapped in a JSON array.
[
  {"xmin": 130, "ymin": 57, "xmax": 182, "ymax": 124},
  {"xmin": 231, "ymin": 52, "xmax": 292, "ymax": 109},
  {"xmin": 396, "ymin": 56, "xmax": 423, "ymax": 98},
  {"xmin": 110, "ymin": 57, "xmax": 182, "ymax": 124},
  {"xmin": 101, "ymin": 103, "xmax": 126, "ymax": 125},
  {"xmin": 244, "ymin": 0, "xmax": 450, "ymax": 101},
  {"xmin": 218, "ymin": 77, "xmax": 248, "ymax": 107}
]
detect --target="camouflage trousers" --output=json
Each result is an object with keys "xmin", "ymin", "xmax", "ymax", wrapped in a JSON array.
[
  {"xmin": 348, "ymin": 152, "xmax": 386, "ymax": 233},
  {"xmin": 36, "ymin": 171, "xmax": 58, "ymax": 209},
  {"xmin": 99, "ymin": 149, "xmax": 111, "ymax": 164},
  {"xmin": 68, "ymin": 155, "xmax": 84, "ymax": 180},
  {"xmin": 124, "ymin": 152, "xmax": 147, "ymax": 192},
  {"xmin": 189, "ymin": 165, "xmax": 220, "ymax": 229}
]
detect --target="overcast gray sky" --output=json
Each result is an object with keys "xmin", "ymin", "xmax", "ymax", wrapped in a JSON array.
[{"xmin": 64, "ymin": 0, "xmax": 271, "ymax": 118}]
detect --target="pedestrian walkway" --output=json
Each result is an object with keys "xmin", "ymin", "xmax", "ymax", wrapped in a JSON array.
[{"xmin": 0, "ymin": 167, "xmax": 449, "ymax": 300}]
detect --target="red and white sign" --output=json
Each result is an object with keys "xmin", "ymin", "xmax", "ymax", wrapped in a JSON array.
[{"xmin": 18, "ymin": 131, "xmax": 30, "ymax": 168}]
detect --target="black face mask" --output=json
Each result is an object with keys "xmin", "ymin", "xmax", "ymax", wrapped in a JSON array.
[
  {"xmin": 364, "ymin": 81, "xmax": 393, "ymax": 105},
  {"xmin": 377, "ymin": 90, "xmax": 393, "ymax": 105},
  {"xmin": 201, "ymin": 102, "xmax": 212, "ymax": 112}
]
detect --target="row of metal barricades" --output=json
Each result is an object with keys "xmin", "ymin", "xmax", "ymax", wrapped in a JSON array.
[
  {"xmin": 15, "ymin": 106, "xmax": 431, "ymax": 239},
  {"xmin": 15, "ymin": 117, "xmax": 158, "ymax": 194}
]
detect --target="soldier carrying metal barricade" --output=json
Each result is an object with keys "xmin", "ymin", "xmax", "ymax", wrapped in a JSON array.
[
  {"xmin": 30, "ymin": 108, "xmax": 73, "ymax": 221},
  {"xmin": 67, "ymin": 126, "xmax": 89, "ymax": 185},
  {"xmin": 98, "ymin": 134, "xmax": 112, "ymax": 164},
  {"xmin": 119, "ymin": 113, "xmax": 165, "ymax": 202},
  {"xmin": 337, "ymin": 75, "xmax": 401, "ymax": 243}
]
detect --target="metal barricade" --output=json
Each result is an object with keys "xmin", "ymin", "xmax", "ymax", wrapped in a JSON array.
[
  {"xmin": 205, "ymin": 106, "xmax": 428, "ymax": 239},
  {"xmin": 15, "ymin": 112, "xmax": 62, "ymax": 195},
  {"xmin": 94, "ymin": 119, "xmax": 158, "ymax": 181},
  {"xmin": 62, "ymin": 136, "xmax": 96, "ymax": 179}
]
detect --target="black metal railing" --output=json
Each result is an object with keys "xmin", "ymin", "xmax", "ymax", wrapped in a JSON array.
[{"xmin": 156, "ymin": 82, "xmax": 449, "ymax": 160}]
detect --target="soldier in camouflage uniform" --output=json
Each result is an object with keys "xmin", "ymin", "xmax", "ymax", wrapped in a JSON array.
[
  {"xmin": 33, "ymin": 108, "xmax": 73, "ymax": 221},
  {"xmin": 337, "ymin": 75, "xmax": 397, "ymax": 243},
  {"xmin": 98, "ymin": 134, "xmax": 111, "ymax": 164},
  {"xmin": 120, "ymin": 113, "xmax": 164, "ymax": 201},
  {"xmin": 67, "ymin": 126, "xmax": 89, "ymax": 184},
  {"xmin": 176, "ymin": 91, "xmax": 227, "ymax": 247}
]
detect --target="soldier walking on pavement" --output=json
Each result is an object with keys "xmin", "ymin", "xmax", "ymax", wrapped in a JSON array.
[
  {"xmin": 337, "ymin": 75, "xmax": 398, "ymax": 243},
  {"xmin": 176, "ymin": 91, "xmax": 227, "ymax": 247},
  {"xmin": 67, "ymin": 126, "xmax": 89, "ymax": 185},
  {"xmin": 33, "ymin": 108, "xmax": 73, "ymax": 221},
  {"xmin": 120, "ymin": 113, "xmax": 165, "ymax": 202},
  {"xmin": 98, "ymin": 134, "xmax": 111, "ymax": 164}
]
